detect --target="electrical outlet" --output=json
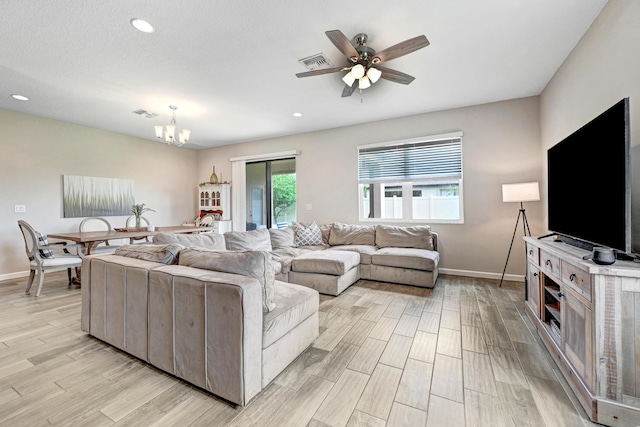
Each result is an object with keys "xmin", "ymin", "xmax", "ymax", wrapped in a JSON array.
[
  {"xmin": 14, "ymin": 204, "xmax": 26, "ymax": 213},
  {"xmin": 306, "ymin": 204, "xmax": 313, "ymax": 211}
]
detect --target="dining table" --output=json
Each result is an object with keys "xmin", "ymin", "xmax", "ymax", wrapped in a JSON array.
[{"xmin": 47, "ymin": 225, "xmax": 215, "ymax": 255}]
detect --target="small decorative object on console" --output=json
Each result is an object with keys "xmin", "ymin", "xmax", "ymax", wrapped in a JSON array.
[{"xmin": 131, "ymin": 203, "xmax": 155, "ymax": 228}]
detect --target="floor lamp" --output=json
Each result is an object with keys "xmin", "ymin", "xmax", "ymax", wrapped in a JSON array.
[{"xmin": 499, "ymin": 182, "xmax": 540, "ymax": 287}]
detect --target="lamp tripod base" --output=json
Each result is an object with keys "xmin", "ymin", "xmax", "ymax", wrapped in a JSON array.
[{"xmin": 499, "ymin": 203, "xmax": 531, "ymax": 288}]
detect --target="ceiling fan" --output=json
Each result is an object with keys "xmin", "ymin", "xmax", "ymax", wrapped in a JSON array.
[{"xmin": 296, "ymin": 30, "xmax": 430, "ymax": 97}]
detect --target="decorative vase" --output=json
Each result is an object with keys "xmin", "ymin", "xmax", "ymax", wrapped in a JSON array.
[
  {"xmin": 135, "ymin": 216, "xmax": 141, "ymax": 228},
  {"xmin": 210, "ymin": 166, "xmax": 219, "ymax": 184}
]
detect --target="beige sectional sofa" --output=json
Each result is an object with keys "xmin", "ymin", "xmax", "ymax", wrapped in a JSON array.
[{"xmin": 80, "ymin": 244, "xmax": 319, "ymax": 406}]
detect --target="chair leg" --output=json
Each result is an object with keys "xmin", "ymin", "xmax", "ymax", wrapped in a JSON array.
[
  {"xmin": 35, "ymin": 270, "xmax": 45, "ymax": 297},
  {"xmin": 25, "ymin": 270, "xmax": 36, "ymax": 294},
  {"xmin": 67, "ymin": 268, "xmax": 73, "ymax": 285}
]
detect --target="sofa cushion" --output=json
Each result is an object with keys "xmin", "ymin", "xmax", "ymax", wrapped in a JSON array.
[
  {"xmin": 224, "ymin": 228, "xmax": 273, "ymax": 252},
  {"xmin": 375, "ymin": 224, "xmax": 434, "ymax": 250},
  {"xmin": 270, "ymin": 247, "xmax": 313, "ymax": 274},
  {"xmin": 269, "ymin": 227, "xmax": 296, "ymax": 250},
  {"xmin": 179, "ymin": 248, "xmax": 276, "ymax": 312},
  {"xmin": 262, "ymin": 281, "xmax": 318, "ymax": 348},
  {"xmin": 292, "ymin": 221, "xmax": 323, "ymax": 246},
  {"xmin": 328, "ymin": 222, "xmax": 375, "ymax": 246},
  {"xmin": 153, "ymin": 232, "xmax": 226, "ymax": 250},
  {"xmin": 291, "ymin": 250, "xmax": 360, "ymax": 276},
  {"xmin": 114, "ymin": 244, "xmax": 184, "ymax": 265},
  {"xmin": 327, "ymin": 245, "xmax": 377, "ymax": 265},
  {"xmin": 371, "ymin": 247, "xmax": 439, "ymax": 271}
]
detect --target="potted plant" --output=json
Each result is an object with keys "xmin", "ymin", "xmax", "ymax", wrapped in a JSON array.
[{"xmin": 131, "ymin": 203, "xmax": 155, "ymax": 228}]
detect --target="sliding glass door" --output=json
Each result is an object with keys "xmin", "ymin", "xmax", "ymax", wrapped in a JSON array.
[{"xmin": 246, "ymin": 158, "xmax": 296, "ymax": 229}]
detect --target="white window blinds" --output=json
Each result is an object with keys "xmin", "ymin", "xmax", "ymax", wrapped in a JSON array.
[{"xmin": 358, "ymin": 136, "xmax": 462, "ymax": 182}]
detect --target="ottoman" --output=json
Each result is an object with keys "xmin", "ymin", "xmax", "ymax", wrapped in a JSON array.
[{"xmin": 288, "ymin": 250, "xmax": 360, "ymax": 296}]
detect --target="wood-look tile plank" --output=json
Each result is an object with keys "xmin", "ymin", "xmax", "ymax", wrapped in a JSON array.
[
  {"xmin": 436, "ymin": 327, "xmax": 461, "ymax": 358},
  {"xmin": 225, "ymin": 384, "xmax": 294, "ymax": 427},
  {"xmin": 440, "ymin": 308, "xmax": 461, "ymax": 330},
  {"xmin": 408, "ymin": 331, "xmax": 438, "ymax": 364},
  {"xmin": 313, "ymin": 322, "xmax": 353, "ymax": 352},
  {"xmin": 417, "ymin": 311, "xmax": 440, "ymax": 334},
  {"xmin": 314, "ymin": 342, "xmax": 360, "ymax": 382},
  {"xmin": 463, "ymin": 388, "xmax": 511, "ymax": 427},
  {"xmin": 393, "ymin": 314, "xmax": 420, "ymax": 337},
  {"xmin": 347, "ymin": 337, "xmax": 387, "ymax": 375},
  {"xmin": 346, "ymin": 410, "xmax": 386, "ymax": 427},
  {"xmin": 423, "ymin": 298, "xmax": 443, "ymax": 314},
  {"xmin": 341, "ymin": 319, "xmax": 376, "ymax": 346},
  {"xmin": 312, "ymin": 369, "xmax": 369, "ymax": 427},
  {"xmin": 488, "ymin": 346, "xmax": 528, "ymax": 388},
  {"xmin": 395, "ymin": 358, "xmax": 432, "ymax": 410},
  {"xmin": 384, "ymin": 300, "xmax": 408, "ymax": 319},
  {"xmin": 495, "ymin": 381, "xmax": 546, "ymax": 427},
  {"xmin": 461, "ymin": 324, "xmax": 488, "ymax": 354},
  {"xmin": 379, "ymin": 334, "xmax": 413, "ymax": 369},
  {"xmin": 426, "ymin": 395, "xmax": 465, "ymax": 427},
  {"xmin": 265, "ymin": 375, "xmax": 334, "ymax": 427},
  {"xmin": 359, "ymin": 304, "xmax": 388, "ymax": 323},
  {"xmin": 367, "ymin": 316, "xmax": 399, "ymax": 342},
  {"xmin": 404, "ymin": 299, "xmax": 426, "ymax": 316},
  {"xmin": 274, "ymin": 346, "xmax": 328, "ymax": 390},
  {"xmin": 387, "ymin": 402, "xmax": 427, "ymax": 427},
  {"xmin": 511, "ymin": 341, "xmax": 555, "ymax": 381},
  {"xmin": 462, "ymin": 350, "xmax": 498, "ymax": 396},
  {"xmin": 430, "ymin": 354, "xmax": 464, "ymax": 403},
  {"xmin": 355, "ymin": 364, "xmax": 403, "ymax": 421},
  {"xmin": 526, "ymin": 375, "xmax": 585, "ymax": 427}
]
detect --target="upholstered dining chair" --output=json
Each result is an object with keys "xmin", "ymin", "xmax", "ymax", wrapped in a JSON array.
[
  {"xmin": 17, "ymin": 220, "xmax": 83, "ymax": 297},
  {"xmin": 125, "ymin": 215, "xmax": 151, "ymax": 243},
  {"xmin": 79, "ymin": 217, "xmax": 121, "ymax": 254}
]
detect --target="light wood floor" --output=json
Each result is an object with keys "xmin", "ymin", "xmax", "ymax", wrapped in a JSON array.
[{"xmin": 0, "ymin": 272, "xmax": 598, "ymax": 426}]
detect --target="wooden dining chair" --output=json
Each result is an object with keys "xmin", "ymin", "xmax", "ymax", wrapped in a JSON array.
[
  {"xmin": 79, "ymin": 217, "xmax": 121, "ymax": 254},
  {"xmin": 125, "ymin": 216, "xmax": 151, "ymax": 243},
  {"xmin": 17, "ymin": 220, "xmax": 83, "ymax": 296}
]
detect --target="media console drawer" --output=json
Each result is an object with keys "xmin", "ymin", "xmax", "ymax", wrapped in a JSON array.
[
  {"xmin": 527, "ymin": 243, "xmax": 539, "ymax": 265},
  {"xmin": 561, "ymin": 259, "xmax": 591, "ymax": 302},
  {"xmin": 540, "ymin": 249, "xmax": 560, "ymax": 278}
]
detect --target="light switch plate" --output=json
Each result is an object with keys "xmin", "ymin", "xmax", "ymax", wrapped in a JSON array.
[{"xmin": 14, "ymin": 204, "xmax": 26, "ymax": 213}]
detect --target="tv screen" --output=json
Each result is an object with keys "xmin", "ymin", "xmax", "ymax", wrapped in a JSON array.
[{"xmin": 547, "ymin": 98, "xmax": 630, "ymax": 253}]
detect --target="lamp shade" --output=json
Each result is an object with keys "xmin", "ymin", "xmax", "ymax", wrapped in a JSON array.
[
  {"xmin": 367, "ymin": 67, "xmax": 382, "ymax": 83},
  {"xmin": 342, "ymin": 72, "xmax": 356, "ymax": 87},
  {"xmin": 351, "ymin": 64, "xmax": 365, "ymax": 79},
  {"xmin": 502, "ymin": 182, "xmax": 540, "ymax": 203},
  {"xmin": 359, "ymin": 76, "xmax": 371, "ymax": 89}
]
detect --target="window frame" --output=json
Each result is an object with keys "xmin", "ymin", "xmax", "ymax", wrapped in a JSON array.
[{"xmin": 357, "ymin": 132, "xmax": 464, "ymax": 224}]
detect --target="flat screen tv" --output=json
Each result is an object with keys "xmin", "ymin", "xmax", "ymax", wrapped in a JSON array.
[{"xmin": 547, "ymin": 97, "xmax": 630, "ymax": 253}]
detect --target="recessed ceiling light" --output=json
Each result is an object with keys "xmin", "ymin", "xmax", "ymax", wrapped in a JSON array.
[
  {"xmin": 130, "ymin": 18, "xmax": 155, "ymax": 33},
  {"xmin": 11, "ymin": 94, "xmax": 29, "ymax": 101},
  {"xmin": 292, "ymin": 112, "xmax": 303, "ymax": 118}
]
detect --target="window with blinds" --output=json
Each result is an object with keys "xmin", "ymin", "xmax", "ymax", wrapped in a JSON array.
[{"xmin": 358, "ymin": 133, "xmax": 464, "ymax": 223}]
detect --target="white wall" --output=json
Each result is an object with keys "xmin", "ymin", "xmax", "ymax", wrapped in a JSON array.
[
  {"xmin": 198, "ymin": 97, "xmax": 543, "ymax": 279},
  {"xmin": 540, "ymin": 0, "xmax": 640, "ymax": 250},
  {"xmin": 0, "ymin": 108, "xmax": 198, "ymax": 279}
]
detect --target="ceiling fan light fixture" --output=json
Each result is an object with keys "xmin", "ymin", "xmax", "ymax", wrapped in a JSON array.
[
  {"xmin": 351, "ymin": 64, "xmax": 366, "ymax": 79},
  {"xmin": 367, "ymin": 67, "xmax": 382, "ymax": 84},
  {"xmin": 342, "ymin": 72, "xmax": 356, "ymax": 87},
  {"xmin": 359, "ymin": 76, "xmax": 371, "ymax": 90}
]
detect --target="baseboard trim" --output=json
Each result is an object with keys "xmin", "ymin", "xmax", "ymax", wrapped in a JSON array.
[
  {"xmin": 0, "ymin": 270, "xmax": 30, "ymax": 282},
  {"xmin": 440, "ymin": 268, "xmax": 525, "ymax": 283}
]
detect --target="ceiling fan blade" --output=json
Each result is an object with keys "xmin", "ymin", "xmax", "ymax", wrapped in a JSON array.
[
  {"xmin": 375, "ymin": 65, "xmax": 416, "ymax": 85},
  {"xmin": 325, "ymin": 30, "xmax": 360, "ymax": 61},
  {"xmin": 341, "ymin": 83, "xmax": 357, "ymax": 98},
  {"xmin": 373, "ymin": 35, "xmax": 430, "ymax": 64},
  {"xmin": 296, "ymin": 66, "xmax": 347, "ymax": 78}
]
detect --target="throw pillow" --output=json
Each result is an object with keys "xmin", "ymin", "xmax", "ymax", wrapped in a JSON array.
[
  {"xmin": 115, "ymin": 244, "xmax": 185, "ymax": 264},
  {"xmin": 269, "ymin": 227, "xmax": 296, "ymax": 249},
  {"xmin": 224, "ymin": 228, "xmax": 273, "ymax": 251},
  {"xmin": 36, "ymin": 232, "xmax": 55, "ymax": 259},
  {"xmin": 179, "ymin": 248, "xmax": 276, "ymax": 312},
  {"xmin": 292, "ymin": 221, "xmax": 323, "ymax": 246}
]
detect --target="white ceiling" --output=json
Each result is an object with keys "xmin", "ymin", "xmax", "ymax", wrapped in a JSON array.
[{"xmin": 0, "ymin": 0, "xmax": 608, "ymax": 150}]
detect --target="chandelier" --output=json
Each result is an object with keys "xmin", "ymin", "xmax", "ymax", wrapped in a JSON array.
[{"xmin": 154, "ymin": 105, "xmax": 190, "ymax": 146}]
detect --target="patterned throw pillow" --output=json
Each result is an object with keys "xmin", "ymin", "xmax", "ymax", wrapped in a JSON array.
[
  {"xmin": 292, "ymin": 221, "xmax": 323, "ymax": 246},
  {"xmin": 36, "ymin": 232, "xmax": 55, "ymax": 258}
]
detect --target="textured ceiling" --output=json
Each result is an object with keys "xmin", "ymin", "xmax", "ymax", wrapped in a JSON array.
[{"xmin": 0, "ymin": 0, "xmax": 608, "ymax": 149}]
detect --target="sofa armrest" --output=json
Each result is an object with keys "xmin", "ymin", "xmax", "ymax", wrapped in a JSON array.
[{"xmin": 148, "ymin": 265, "xmax": 263, "ymax": 406}]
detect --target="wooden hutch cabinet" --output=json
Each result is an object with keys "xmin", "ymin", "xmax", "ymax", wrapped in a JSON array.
[{"xmin": 525, "ymin": 237, "xmax": 640, "ymax": 426}]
